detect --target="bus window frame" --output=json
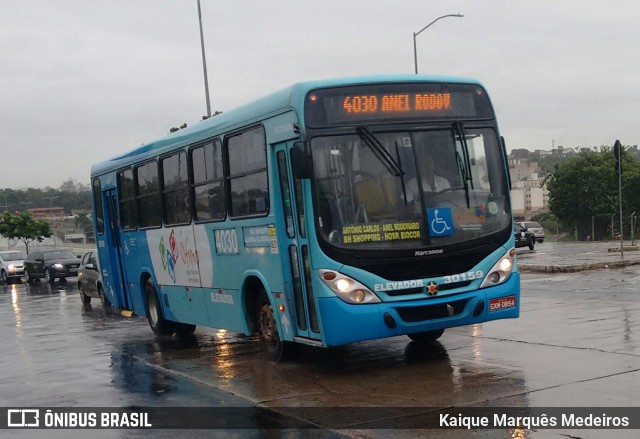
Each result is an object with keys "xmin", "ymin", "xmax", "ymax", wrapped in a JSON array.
[
  {"xmin": 92, "ymin": 177, "xmax": 105, "ymax": 235},
  {"xmin": 135, "ymin": 159, "xmax": 163, "ymax": 230},
  {"xmin": 189, "ymin": 138, "xmax": 227, "ymax": 224},
  {"xmin": 159, "ymin": 149, "xmax": 192, "ymax": 227},
  {"xmin": 116, "ymin": 167, "xmax": 137, "ymax": 231},
  {"xmin": 224, "ymin": 124, "xmax": 271, "ymax": 220}
]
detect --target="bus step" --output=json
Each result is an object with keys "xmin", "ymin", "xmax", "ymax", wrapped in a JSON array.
[
  {"xmin": 120, "ymin": 309, "xmax": 134, "ymax": 318},
  {"xmin": 293, "ymin": 336, "xmax": 323, "ymax": 347}
]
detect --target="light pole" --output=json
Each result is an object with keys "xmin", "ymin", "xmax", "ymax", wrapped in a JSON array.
[
  {"xmin": 413, "ymin": 14, "xmax": 464, "ymax": 74},
  {"xmin": 197, "ymin": 0, "xmax": 212, "ymax": 118}
]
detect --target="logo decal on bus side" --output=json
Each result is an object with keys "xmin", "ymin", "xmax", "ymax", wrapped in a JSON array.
[
  {"xmin": 147, "ymin": 227, "xmax": 202, "ymax": 287},
  {"xmin": 159, "ymin": 235, "xmax": 177, "ymax": 283}
]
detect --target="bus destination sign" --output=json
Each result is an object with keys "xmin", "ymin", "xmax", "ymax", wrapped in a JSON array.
[
  {"xmin": 342, "ymin": 93, "xmax": 452, "ymax": 114},
  {"xmin": 305, "ymin": 83, "xmax": 493, "ymax": 127}
]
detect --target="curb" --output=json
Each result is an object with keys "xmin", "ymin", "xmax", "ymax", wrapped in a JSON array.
[{"xmin": 519, "ymin": 258, "xmax": 640, "ymax": 273}]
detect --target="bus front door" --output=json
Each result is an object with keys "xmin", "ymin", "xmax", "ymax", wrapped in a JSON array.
[
  {"xmin": 275, "ymin": 145, "xmax": 321, "ymax": 343},
  {"xmin": 103, "ymin": 189, "xmax": 132, "ymax": 311}
]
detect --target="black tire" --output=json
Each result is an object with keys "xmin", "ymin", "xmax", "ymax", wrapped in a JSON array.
[
  {"xmin": 528, "ymin": 238, "xmax": 535, "ymax": 251},
  {"xmin": 258, "ymin": 302, "xmax": 296, "ymax": 361},
  {"xmin": 0, "ymin": 270, "xmax": 7, "ymax": 284},
  {"xmin": 174, "ymin": 322, "xmax": 196, "ymax": 338},
  {"xmin": 146, "ymin": 279, "xmax": 173, "ymax": 335},
  {"xmin": 408, "ymin": 328, "xmax": 445, "ymax": 343},
  {"xmin": 79, "ymin": 288, "xmax": 91, "ymax": 305},
  {"xmin": 98, "ymin": 286, "xmax": 111, "ymax": 308},
  {"xmin": 24, "ymin": 269, "xmax": 35, "ymax": 284},
  {"xmin": 44, "ymin": 268, "xmax": 55, "ymax": 284}
]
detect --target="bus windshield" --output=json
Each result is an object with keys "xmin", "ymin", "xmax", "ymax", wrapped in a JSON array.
[{"xmin": 311, "ymin": 126, "xmax": 511, "ymax": 249}]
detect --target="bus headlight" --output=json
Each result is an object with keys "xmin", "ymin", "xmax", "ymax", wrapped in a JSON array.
[
  {"xmin": 319, "ymin": 270, "xmax": 381, "ymax": 304},
  {"xmin": 479, "ymin": 248, "xmax": 515, "ymax": 288}
]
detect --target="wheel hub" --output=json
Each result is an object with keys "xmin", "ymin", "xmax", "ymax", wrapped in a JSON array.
[{"xmin": 259, "ymin": 305, "xmax": 278, "ymax": 347}]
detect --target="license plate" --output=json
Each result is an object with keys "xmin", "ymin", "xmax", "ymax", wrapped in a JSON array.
[{"xmin": 489, "ymin": 295, "xmax": 516, "ymax": 311}]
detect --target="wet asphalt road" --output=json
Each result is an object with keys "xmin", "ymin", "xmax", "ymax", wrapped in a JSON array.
[{"xmin": 1, "ymin": 259, "xmax": 640, "ymax": 438}]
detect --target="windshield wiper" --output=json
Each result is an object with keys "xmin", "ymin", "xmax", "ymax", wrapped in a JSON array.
[
  {"xmin": 394, "ymin": 141, "xmax": 409, "ymax": 206},
  {"xmin": 357, "ymin": 126, "xmax": 404, "ymax": 177},
  {"xmin": 454, "ymin": 122, "xmax": 472, "ymax": 208}
]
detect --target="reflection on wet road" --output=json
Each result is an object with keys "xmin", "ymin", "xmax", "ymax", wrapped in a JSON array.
[{"xmin": 2, "ymin": 267, "xmax": 640, "ymax": 438}]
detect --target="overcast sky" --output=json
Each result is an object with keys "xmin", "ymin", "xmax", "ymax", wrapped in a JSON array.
[{"xmin": 2, "ymin": 1, "xmax": 639, "ymax": 189}]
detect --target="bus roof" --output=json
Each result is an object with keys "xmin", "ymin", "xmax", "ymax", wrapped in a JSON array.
[{"xmin": 91, "ymin": 74, "xmax": 483, "ymax": 177}]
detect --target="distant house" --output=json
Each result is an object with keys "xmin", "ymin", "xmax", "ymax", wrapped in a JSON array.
[{"xmin": 28, "ymin": 207, "xmax": 64, "ymax": 220}]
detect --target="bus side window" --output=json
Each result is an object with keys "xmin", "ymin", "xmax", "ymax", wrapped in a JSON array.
[
  {"xmin": 191, "ymin": 140, "xmax": 225, "ymax": 221},
  {"xmin": 227, "ymin": 126, "xmax": 268, "ymax": 217},
  {"xmin": 162, "ymin": 151, "xmax": 191, "ymax": 225}
]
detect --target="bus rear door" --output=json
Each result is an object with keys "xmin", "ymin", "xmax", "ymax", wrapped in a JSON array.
[
  {"xmin": 275, "ymin": 144, "xmax": 321, "ymax": 343},
  {"xmin": 103, "ymin": 188, "xmax": 133, "ymax": 311}
]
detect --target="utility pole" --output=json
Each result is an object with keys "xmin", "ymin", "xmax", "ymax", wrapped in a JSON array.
[
  {"xmin": 197, "ymin": 0, "xmax": 212, "ymax": 118},
  {"xmin": 614, "ymin": 140, "xmax": 624, "ymax": 258}
]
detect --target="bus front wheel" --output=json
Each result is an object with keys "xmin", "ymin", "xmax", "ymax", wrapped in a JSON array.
[
  {"xmin": 258, "ymin": 302, "xmax": 295, "ymax": 361},
  {"xmin": 174, "ymin": 322, "xmax": 196, "ymax": 338},
  {"xmin": 146, "ymin": 280, "xmax": 173, "ymax": 336}
]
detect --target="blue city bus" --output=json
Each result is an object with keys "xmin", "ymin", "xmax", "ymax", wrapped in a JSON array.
[{"xmin": 90, "ymin": 75, "xmax": 519, "ymax": 360}]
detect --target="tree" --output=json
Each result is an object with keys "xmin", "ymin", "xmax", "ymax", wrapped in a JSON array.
[
  {"xmin": 544, "ymin": 148, "xmax": 640, "ymax": 239},
  {"xmin": 73, "ymin": 213, "xmax": 93, "ymax": 232},
  {"xmin": 0, "ymin": 211, "xmax": 52, "ymax": 254}
]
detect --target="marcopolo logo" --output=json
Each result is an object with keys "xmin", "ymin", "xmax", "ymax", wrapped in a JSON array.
[{"xmin": 8, "ymin": 409, "xmax": 40, "ymax": 427}]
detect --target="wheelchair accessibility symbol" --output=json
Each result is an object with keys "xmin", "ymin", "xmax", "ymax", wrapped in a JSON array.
[{"xmin": 427, "ymin": 207, "xmax": 454, "ymax": 237}]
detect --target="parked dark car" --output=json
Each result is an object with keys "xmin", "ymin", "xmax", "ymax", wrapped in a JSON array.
[
  {"xmin": 517, "ymin": 221, "xmax": 545, "ymax": 243},
  {"xmin": 77, "ymin": 250, "xmax": 109, "ymax": 306},
  {"xmin": 514, "ymin": 223, "xmax": 536, "ymax": 250},
  {"xmin": 23, "ymin": 249, "xmax": 81, "ymax": 284}
]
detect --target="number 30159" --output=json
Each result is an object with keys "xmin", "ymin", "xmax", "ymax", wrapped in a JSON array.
[{"xmin": 443, "ymin": 270, "xmax": 483, "ymax": 284}]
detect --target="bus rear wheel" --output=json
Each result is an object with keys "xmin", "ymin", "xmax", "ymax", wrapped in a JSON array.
[
  {"xmin": 408, "ymin": 329, "xmax": 445, "ymax": 343},
  {"xmin": 258, "ymin": 302, "xmax": 295, "ymax": 361},
  {"xmin": 146, "ymin": 279, "xmax": 173, "ymax": 336}
]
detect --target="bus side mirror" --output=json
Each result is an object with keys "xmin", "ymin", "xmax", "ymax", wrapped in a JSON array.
[{"xmin": 292, "ymin": 141, "xmax": 312, "ymax": 179}]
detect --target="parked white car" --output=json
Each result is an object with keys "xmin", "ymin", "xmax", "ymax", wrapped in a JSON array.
[{"xmin": 0, "ymin": 250, "xmax": 26, "ymax": 285}]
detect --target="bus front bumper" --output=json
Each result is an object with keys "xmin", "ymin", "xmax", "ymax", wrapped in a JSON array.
[{"xmin": 317, "ymin": 273, "xmax": 520, "ymax": 347}]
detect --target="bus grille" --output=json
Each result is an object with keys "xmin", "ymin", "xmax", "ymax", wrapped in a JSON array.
[
  {"xmin": 396, "ymin": 298, "xmax": 469, "ymax": 323},
  {"xmin": 358, "ymin": 251, "xmax": 488, "ymax": 281}
]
